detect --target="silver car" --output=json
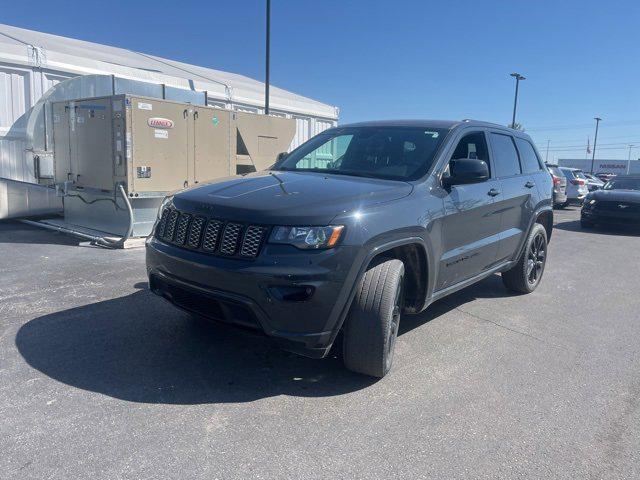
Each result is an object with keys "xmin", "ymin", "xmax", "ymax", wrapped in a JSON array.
[
  {"xmin": 559, "ymin": 167, "xmax": 589, "ymax": 206},
  {"xmin": 583, "ymin": 172, "xmax": 605, "ymax": 191}
]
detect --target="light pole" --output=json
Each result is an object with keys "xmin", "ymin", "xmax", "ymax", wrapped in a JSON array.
[
  {"xmin": 628, "ymin": 144, "xmax": 634, "ymax": 174},
  {"xmin": 264, "ymin": 0, "xmax": 271, "ymax": 115},
  {"xmin": 590, "ymin": 117, "xmax": 602, "ymax": 173},
  {"xmin": 545, "ymin": 139, "xmax": 550, "ymax": 163},
  {"xmin": 510, "ymin": 72, "xmax": 526, "ymax": 128}
]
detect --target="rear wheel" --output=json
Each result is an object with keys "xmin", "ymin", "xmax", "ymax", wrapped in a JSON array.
[
  {"xmin": 343, "ymin": 259, "xmax": 404, "ymax": 378},
  {"xmin": 502, "ymin": 223, "xmax": 547, "ymax": 294}
]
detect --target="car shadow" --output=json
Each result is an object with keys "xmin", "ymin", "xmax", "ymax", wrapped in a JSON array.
[
  {"xmin": 554, "ymin": 219, "xmax": 640, "ymax": 236},
  {"xmin": 16, "ymin": 275, "xmax": 515, "ymax": 405}
]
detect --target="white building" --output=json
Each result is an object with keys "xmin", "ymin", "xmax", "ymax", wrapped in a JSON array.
[
  {"xmin": 558, "ymin": 159, "xmax": 640, "ymax": 175},
  {"xmin": 0, "ymin": 23, "xmax": 339, "ymax": 184}
]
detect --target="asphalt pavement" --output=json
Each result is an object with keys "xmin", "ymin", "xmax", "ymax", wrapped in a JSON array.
[{"xmin": 1, "ymin": 207, "xmax": 639, "ymax": 479}]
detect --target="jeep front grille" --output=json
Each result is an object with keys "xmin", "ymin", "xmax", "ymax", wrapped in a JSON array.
[
  {"xmin": 240, "ymin": 226, "xmax": 267, "ymax": 257},
  {"xmin": 155, "ymin": 207, "xmax": 267, "ymax": 258},
  {"xmin": 220, "ymin": 223, "xmax": 242, "ymax": 255}
]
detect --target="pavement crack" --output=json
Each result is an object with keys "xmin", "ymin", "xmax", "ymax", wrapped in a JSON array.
[{"xmin": 452, "ymin": 305, "xmax": 567, "ymax": 350}]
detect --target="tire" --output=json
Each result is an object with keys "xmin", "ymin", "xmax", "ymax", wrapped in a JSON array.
[
  {"xmin": 558, "ymin": 201, "xmax": 568, "ymax": 209},
  {"xmin": 502, "ymin": 223, "xmax": 548, "ymax": 294},
  {"xmin": 343, "ymin": 259, "xmax": 404, "ymax": 378}
]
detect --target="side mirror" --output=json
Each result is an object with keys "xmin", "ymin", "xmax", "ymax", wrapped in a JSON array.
[
  {"xmin": 276, "ymin": 152, "xmax": 288, "ymax": 163},
  {"xmin": 443, "ymin": 158, "xmax": 490, "ymax": 186}
]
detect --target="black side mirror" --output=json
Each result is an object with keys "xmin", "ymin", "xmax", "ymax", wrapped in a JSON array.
[
  {"xmin": 276, "ymin": 152, "xmax": 288, "ymax": 163},
  {"xmin": 443, "ymin": 158, "xmax": 490, "ymax": 187}
]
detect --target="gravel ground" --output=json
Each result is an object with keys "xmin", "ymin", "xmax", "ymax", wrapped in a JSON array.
[{"xmin": 1, "ymin": 207, "xmax": 639, "ymax": 479}]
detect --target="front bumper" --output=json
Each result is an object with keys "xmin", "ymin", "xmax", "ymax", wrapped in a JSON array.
[
  {"xmin": 146, "ymin": 237, "xmax": 362, "ymax": 358},
  {"xmin": 581, "ymin": 207, "xmax": 640, "ymax": 226}
]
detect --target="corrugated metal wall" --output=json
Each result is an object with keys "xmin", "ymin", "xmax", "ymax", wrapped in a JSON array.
[{"xmin": 0, "ymin": 65, "xmax": 31, "ymax": 181}]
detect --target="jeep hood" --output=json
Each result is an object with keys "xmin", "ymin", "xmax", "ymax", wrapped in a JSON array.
[{"xmin": 173, "ymin": 171, "xmax": 413, "ymax": 224}]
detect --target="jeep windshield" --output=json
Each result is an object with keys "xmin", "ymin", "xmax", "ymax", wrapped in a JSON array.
[{"xmin": 273, "ymin": 126, "xmax": 449, "ymax": 181}]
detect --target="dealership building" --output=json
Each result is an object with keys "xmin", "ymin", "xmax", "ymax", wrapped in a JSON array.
[{"xmin": 558, "ymin": 159, "xmax": 640, "ymax": 175}]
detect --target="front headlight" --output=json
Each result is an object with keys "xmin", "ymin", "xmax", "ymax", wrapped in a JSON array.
[{"xmin": 269, "ymin": 225, "xmax": 345, "ymax": 249}]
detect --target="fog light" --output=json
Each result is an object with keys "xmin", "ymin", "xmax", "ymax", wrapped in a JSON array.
[{"xmin": 268, "ymin": 285, "xmax": 315, "ymax": 302}]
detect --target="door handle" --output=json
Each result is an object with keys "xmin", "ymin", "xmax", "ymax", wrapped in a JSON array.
[
  {"xmin": 488, "ymin": 188, "xmax": 500, "ymax": 197},
  {"xmin": 525, "ymin": 181, "xmax": 535, "ymax": 189}
]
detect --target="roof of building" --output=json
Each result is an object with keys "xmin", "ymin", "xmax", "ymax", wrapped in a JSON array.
[{"xmin": 0, "ymin": 23, "xmax": 338, "ymax": 119}]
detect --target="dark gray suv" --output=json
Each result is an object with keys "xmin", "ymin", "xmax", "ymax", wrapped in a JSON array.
[{"xmin": 146, "ymin": 120, "xmax": 553, "ymax": 377}]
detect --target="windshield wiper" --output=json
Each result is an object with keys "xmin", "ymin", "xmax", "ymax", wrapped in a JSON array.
[{"xmin": 275, "ymin": 167, "xmax": 381, "ymax": 178}]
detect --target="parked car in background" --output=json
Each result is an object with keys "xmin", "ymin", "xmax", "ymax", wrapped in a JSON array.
[
  {"xmin": 546, "ymin": 164, "xmax": 568, "ymax": 208},
  {"xmin": 595, "ymin": 172, "xmax": 616, "ymax": 183},
  {"xmin": 584, "ymin": 172, "xmax": 605, "ymax": 191},
  {"xmin": 147, "ymin": 120, "xmax": 554, "ymax": 378},
  {"xmin": 581, "ymin": 174, "xmax": 640, "ymax": 228},
  {"xmin": 559, "ymin": 167, "xmax": 589, "ymax": 206}
]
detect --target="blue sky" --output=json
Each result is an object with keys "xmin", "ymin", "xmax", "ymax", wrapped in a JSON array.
[{"xmin": 2, "ymin": 0, "xmax": 639, "ymax": 160}]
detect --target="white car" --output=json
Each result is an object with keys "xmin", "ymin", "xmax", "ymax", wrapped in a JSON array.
[{"xmin": 559, "ymin": 167, "xmax": 589, "ymax": 206}]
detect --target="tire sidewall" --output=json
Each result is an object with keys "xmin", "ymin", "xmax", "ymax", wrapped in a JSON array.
[
  {"xmin": 521, "ymin": 224, "xmax": 547, "ymax": 292},
  {"xmin": 383, "ymin": 270, "xmax": 404, "ymax": 374}
]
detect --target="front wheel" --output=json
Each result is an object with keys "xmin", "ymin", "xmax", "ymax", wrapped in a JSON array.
[
  {"xmin": 502, "ymin": 223, "xmax": 548, "ymax": 294},
  {"xmin": 343, "ymin": 259, "xmax": 404, "ymax": 378}
]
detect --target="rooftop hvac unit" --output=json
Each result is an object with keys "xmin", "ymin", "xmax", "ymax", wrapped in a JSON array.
[{"xmin": 51, "ymin": 95, "xmax": 295, "ymax": 238}]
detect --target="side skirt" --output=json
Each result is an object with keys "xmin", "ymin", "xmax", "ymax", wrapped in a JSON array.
[{"xmin": 426, "ymin": 260, "xmax": 514, "ymax": 307}]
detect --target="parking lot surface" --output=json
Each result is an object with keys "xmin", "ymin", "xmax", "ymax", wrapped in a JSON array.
[{"xmin": 1, "ymin": 208, "xmax": 639, "ymax": 479}]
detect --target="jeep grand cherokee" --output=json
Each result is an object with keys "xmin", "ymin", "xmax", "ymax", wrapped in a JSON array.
[{"xmin": 146, "ymin": 120, "xmax": 553, "ymax": 377}]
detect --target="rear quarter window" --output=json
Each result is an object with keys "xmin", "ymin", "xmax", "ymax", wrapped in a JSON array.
[
  {"xmin": 515, "ymin": 138, "xmax": 543, "ymax": 173},
  {"xmin": 490, "ymin": 133, "xmax": 522, "ymax": 177}
]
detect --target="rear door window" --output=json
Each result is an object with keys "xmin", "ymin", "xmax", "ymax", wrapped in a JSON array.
[
  {"xmin": 490, "ymin": 133, "xmax": 522, "ymax": 177},
  {"xmin": 515, "ymin": 138, "xmax": 543, "ymax": 173},
  {"xmin": 547, "ymin": 166, "xmax": 561, "ymax": 177}
]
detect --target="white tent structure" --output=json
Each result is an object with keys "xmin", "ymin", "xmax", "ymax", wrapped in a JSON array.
[{"xmin": 0, "ymin": 23, "xmax": 339, "ymax": 184}]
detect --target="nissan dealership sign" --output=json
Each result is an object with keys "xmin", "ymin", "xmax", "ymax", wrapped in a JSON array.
[{"xmin": 558, "ymin": 158, "xmax": 640, "ymax": 175}]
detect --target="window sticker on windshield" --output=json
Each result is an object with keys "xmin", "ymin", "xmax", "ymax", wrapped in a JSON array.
[{"xmin": 425, "ymin": 131, "xmax": 439, "ymax": 138}]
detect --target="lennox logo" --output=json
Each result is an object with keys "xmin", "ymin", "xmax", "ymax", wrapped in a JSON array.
[{"xmin": 147, "ymin": 117, "xmax": 174, "ymax": 129}]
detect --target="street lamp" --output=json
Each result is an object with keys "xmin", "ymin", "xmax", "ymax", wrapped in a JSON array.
[
  {"xmin": 510, "ymin": 72, "xmax": 526, "ymax": 129},
  {"xmin": 589, "ymin": 117, "xmax": 602, "ymax": 173},
  {"xmin": 264, "ymin": 0, "xmax": 271, "ymax": 114}
]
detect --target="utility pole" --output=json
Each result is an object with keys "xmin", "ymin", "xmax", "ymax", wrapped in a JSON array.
[
  {"xmin": 545, "ymin": 139, "xmax": 550, "ymax": 163},
  {"xmin": 510, "ymin": 72, "xmax": 526, "ymax": 128},
  {"xmin": 628, "ymin": 144, "xmax": 634, "ymax": 174},
  {"xmin": 590, "ymin": 117, "xmax": 602, "ymax": 174},
  {"xmin": 264, "ymin": 0, "xmax": 271, "ymax": 115}
]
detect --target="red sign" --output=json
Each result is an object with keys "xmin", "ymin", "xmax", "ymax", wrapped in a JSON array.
[{"xmin": 147, "ymin": 117, "xmax": 174, "ymax": 129}]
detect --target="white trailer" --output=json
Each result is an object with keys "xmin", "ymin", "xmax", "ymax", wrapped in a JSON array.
[{"xmin": 0, "ymin": 23, "xmax": 339, "ymax": 186}]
